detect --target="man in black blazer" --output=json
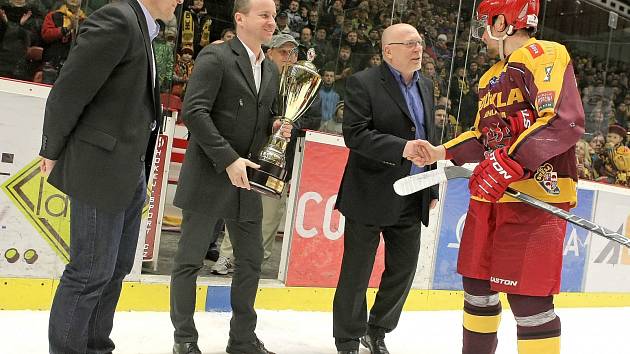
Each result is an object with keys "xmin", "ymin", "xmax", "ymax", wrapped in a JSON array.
[
  {"xmin": 38, "ymin": 0, "xmax": 179, "ymax": 353},
  {"xmin": 333, "ymin": 24, "xmax": 439, "ymax": 354},
  {"xmin": 169, "ymin": 1, "xmax": 289, "ymax": 353}
]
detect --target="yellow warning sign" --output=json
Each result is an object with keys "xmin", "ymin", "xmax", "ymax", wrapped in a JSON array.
[
  {"xmin": 1, "ymin": 159, "xmax": 152, "ymax": 264},
  {"xmin": 1, "ymin": 158, "xmax": 71, "ymax": 262}
]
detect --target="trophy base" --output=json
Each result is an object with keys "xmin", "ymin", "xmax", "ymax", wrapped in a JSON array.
[{"xmin": 247, "ymin": 160, "xmax": 287, "ymax": 199}]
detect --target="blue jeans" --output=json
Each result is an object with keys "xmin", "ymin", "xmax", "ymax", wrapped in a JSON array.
[{"xmin": 49, "ymin": 170, "xmax": 146, "ymax": 354}]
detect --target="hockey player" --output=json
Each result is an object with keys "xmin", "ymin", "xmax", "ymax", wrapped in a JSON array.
[{"xmin": 412, "ymin": 1, "xmax": 585, "ymax": 353}]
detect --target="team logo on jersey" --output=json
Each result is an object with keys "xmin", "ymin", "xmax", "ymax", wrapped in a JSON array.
[
  {"xmin": 527, "ymin": 43, "xmax": 544, "ymax": 58},
  {"xmin": 482, "ymin": 122, "xmax": 511, "ymax": 151},
  {"xmin": 534, "ymin": 163, "xmax": 560, "ymax": 195},
  {"xmin": 544, "ymin": 65, "xmax": 553, "ymax": 82},
  {"xmin": 536, "ymin": 91, "xmax": 555, "ymax": 110}
]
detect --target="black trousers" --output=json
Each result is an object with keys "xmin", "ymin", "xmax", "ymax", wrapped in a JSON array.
[
  {"xmin": 170, "ymin": 210, "xmax": 263, "ymax": 344},
  {"xmin": 333, "ymin": 217, "xmax": 422, "ymax": 351}
]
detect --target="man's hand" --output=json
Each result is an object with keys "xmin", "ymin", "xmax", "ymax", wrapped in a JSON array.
[
  {"xmin": 430, "ymin": 199, "xmax": 438, "ymax": 210},
  {"xmin": 39, "ymin": 158, "xmax": 57, "ymax": 177},
  {"xmin": 468, "ymin": 147, "xmax": 525, "ymax": 202},
  {"xmin": 403, "ymin": 140, "xmax": 446, "ymax": 167},
  {"xmin": 226, "ymin": 158, "xmax": 260, "ymax": 190},
  {"xmin": 273, "ymin": 119, "xmax": 293, "ymax": 139}
]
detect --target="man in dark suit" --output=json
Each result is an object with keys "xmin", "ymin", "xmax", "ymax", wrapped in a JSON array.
[
  {"xmin": 169, "ymin": 1, "xmax": 289, "ymax": 353},
  {"xmin": 38, "ymin": 0, "xmax": 179, "ymax": 353},
  {"xmin": 333, "ymin": 23, "xmax": 439, "ymax": 354},
  {"xmin": 211, "ymin": 33, "xmax": 322, "ymax": 275}
]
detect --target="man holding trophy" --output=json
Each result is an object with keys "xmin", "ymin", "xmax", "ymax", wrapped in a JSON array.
[
  {"xmin": 212, "ymin": 33, "xmax": 323, "ymax": 275},
  {"xmin": 169, "ymin": 0, "xmax": 292, "ymax": 353}
]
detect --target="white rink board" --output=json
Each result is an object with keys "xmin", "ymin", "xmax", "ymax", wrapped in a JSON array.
[
  {"xmin": 0, "ymin": 81, "xmax": 67, "ymax": 278},
  {"xmin": 583, "ymin": 190, "xmax": 630, "ymax": 292},
  {"xmin": 0, "ymin": 79, "xmax": 146, "ymax": 280}
]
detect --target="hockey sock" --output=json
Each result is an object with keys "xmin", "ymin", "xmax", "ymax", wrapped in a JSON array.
[
  {"xmin": 462, "ymin": 277, "xmax": 502, "ymax": 354},
  {"xmin": 507, "ymin": 294, "xmax": 561, "ymax": 354}
]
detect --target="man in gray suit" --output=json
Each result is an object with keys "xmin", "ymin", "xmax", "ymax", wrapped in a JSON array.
[
  {"xmin": 38, "ymin": 0, "xmax": 180, "ymax": 353},
  {"xmin": 169, "ymin": 1, "xmax": 289, "ymax": 353}
]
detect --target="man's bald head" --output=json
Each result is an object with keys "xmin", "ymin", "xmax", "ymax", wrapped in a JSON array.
[
  {"xmin": 381, "ymin": 23, "xmax": 420, "ymax": 52},
  {"xmin": 381, "ymin": 23, "xmax": 423, "ymax": 82}
]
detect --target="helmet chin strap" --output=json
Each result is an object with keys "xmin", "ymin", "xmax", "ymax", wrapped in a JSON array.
[{"xmin": 485, "ymin": 24, "xmax": 513, "ymax": 61}]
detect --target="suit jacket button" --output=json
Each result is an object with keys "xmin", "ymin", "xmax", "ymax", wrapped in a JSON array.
[
  {"xmin": 140, "ymin": 155, "xmax": 145, "ymax": 162},
  {"xmin": 150, "ymin": 121, "xmax": 157, "ymax": 131},
  {"xmin": 411, "ymin": 126, "xmax": 416, "ymax": 132},
  {"xmin": 258, "ymin": 102, "xmax": 263, "ymax": 108}
]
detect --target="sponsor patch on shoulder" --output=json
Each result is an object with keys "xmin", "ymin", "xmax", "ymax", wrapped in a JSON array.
[
  {"xmin": 536, "ymin": 91, "xmax": 555, "ymax": 110},
  {"xmin": 527, "ymin": 43, "xmax": 544, "ymax": 58}
]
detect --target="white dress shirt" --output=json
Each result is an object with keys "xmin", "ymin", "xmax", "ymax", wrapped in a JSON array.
[{"xmin": 239, "ymin": 36, "xmax": 264, "ymax": 93}]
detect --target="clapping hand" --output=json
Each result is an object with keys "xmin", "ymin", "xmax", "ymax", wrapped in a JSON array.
[{"xmin": 403, "ymin": 140, "xmax": 446, "ymax": 167}]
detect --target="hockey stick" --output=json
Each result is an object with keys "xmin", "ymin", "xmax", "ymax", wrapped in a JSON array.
[{"xmin": 394, "ymin": 166, "xmax": 630, "ymax": 248}]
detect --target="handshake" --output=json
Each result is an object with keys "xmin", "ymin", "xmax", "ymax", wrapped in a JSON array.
[{"xmin": 402, "ymin": 140, "xmax": 446, "ymax": 167}]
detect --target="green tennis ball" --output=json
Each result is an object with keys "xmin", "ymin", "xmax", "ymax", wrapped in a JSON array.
[
  {"xmin": 4, "ymin": 248, "xmax": 19, "ymax": 263},
  {"xmin": 24, "ymin": 249, "xmax": 38, "ymax": 264}
]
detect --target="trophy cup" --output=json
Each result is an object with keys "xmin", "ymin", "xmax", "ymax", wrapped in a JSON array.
[{"xmin": 247, "ymin": 59, "xmax": 322, "ymax": 198}]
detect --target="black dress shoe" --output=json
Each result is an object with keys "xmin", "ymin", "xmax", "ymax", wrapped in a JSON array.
[
  {"xmin": 337, "ymin": 351, "xmax": 359, "ymax": 354},
  {"xmin": 205, "ymin": 248, "xmax": 219, "ymax": 262},
  {"xmin": 361, "ymin": 333, "xmax": 390, "ymax": 354},
  {"xmin": 226, "ymin": 337, "xmax": 275, "ymax": 354},
  {"xmin": 173, "ymin": 342, "xmax": 202, "ymax": 354},
  {"xmin": 205, "ymin": 242, "xmax": 220, "ymax": 261}
]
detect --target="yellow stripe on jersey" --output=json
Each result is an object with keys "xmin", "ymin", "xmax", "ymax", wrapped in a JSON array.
[
  {"xmin": 517, "ymin": 336, "xmax": 560, "ymax": 354},
  {"xmin": 442, "ymin": 129, "xmax": 482, "ymax": 150},
  {"xmin": 471, "ymin": 177, "xmax": 577, "ymax": 205},
  {"xmin": 507, "ymin": 38, "xmax": 572, "ymax": 156},
  {"xmin": 463, "ymin": 312, "xmax": 502, "ymax": 334}
]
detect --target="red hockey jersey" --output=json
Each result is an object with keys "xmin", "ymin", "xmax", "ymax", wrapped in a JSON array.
[{"xmin": 443, "ymin": 38, "xmax": 585, "ymax": 204}]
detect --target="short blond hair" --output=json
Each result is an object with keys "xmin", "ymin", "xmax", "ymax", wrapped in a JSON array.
[{"xmin": 233, "ymin": 0, "xmax": 252, "ymax": 18}]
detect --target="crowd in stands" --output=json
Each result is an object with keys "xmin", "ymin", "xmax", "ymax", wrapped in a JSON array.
[{"xmin": 0, "ymin": 0, "xmax": 628, "ymax": 186}]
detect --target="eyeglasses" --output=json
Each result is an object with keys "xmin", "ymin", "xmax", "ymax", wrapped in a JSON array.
[{"xmin": 387, "ymin": 40, "xmax": 423, "ymax": 49}]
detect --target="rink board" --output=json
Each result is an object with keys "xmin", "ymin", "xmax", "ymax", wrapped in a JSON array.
[
  {"xmin": 2, "ymin": 80, "xmax": 630, "ymax": 311},
  {"xmin": 4, "ymin": 277, "xmax": 630, "ymax": 312},
  {"xmin": 432, "ymin": 180, "xmax": 597, "ymax": 292},
  {"xmin": 0, "ymin": 79, "xmax": 174, "ymax": 282}
]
